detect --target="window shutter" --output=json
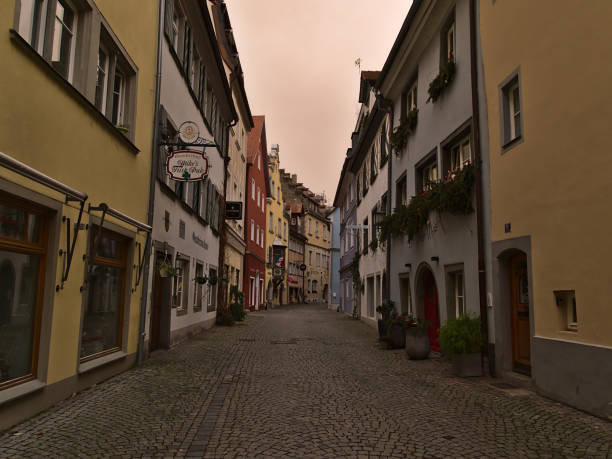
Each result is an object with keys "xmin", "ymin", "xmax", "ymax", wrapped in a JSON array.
[
  {"xmin": 158, "ymin": 111, "xmax": 168, "ymax": 183},
  {"xmin": 206, "ymin": 181, "xmax": 214, "ymax": 223},
  {"xmin": 212, "ymin": 187, "xmax": 219, "ymax": 231},
  {"xmin": 198, "ymin": 180, "xmax": 209, "ymax": 221},
  {"xmin": 164, "ymin": 0, "xmax": 174, "ymax": 41},
  {"xmin": 192, "ymin": 181, "xmax": 200, "ymax": 211}
]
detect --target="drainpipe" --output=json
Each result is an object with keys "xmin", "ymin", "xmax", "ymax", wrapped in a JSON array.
[
  {"xmin": 137, "ymin": 0, "xmax": 164, "ymax": 366},
  {"xmin": 376, "ymin": 94, "xmax": 394, "ymax": 306},
  {"xmin": 469, "ymin": 0, "xmax": 492, "ymax": 376}
]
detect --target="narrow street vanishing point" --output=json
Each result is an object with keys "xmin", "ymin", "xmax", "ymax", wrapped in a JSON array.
[{"xmin": 1, "ymin": 304, "xmax": 611, "ymax": 458}]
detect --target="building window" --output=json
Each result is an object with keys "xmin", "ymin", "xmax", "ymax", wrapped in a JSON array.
[
  {"xmin": 450, "ymin": 271, "xmax": 465, "ymax": 318},
  {"xmin": 309, "ymin": 250, "xmax": 312, "ymax": 265},
  {"xmin": 94, "ymin": 47, "xmax": 108, "ymax": 113},
  {"xmin": 312, "ymin": 280, "xmax": 318, "ymax": 293},
  {"xmin": 257, "ymin": 187, "xmax": 260, "ymax": 208},
  {"xmin": 554, "ymin": 290, "xmax": 577, "ymax": 331},
  {"xmin": 258, "ymin": 153, "xmax": 261, "ymax": 170},
  {"xmin": 80, "ymin": 227, "xmax": 128, "ymax": 361},
  {"xmin": 269, "ymin": 212, "xmax": 274, "ymax": 233},
  {"xmin": 501, "ymin": 75, "xmax": 523, "ymax": 148},
  {"xmin": 445, "ymin": 21, "xmax": 455, "ymax": 62},
  {"xmin": 173, "ymin": 257, "xmax": 189, "ymax": 312},
  {"xmin": 194, "ymin": 262, "xmax": 204, "ymax": 312},
  {"xmin": 51, "ymin": 0, "xmax": 77, "ymax": 80},
  {"xmin": 401, "ymin": 80, "xmax": 418, "ymax": 120},
  {"xmin": 396, "ymin": 174, "xmax": 407, "ymax": 209},
  {"xmin": 250, "ymin": 219, "xmax": 254, "ymax": 241},
  {"xmin": 417, "ymin": 153, "xmax": 438, "ymax": 193},
  {"xmin": 16, "ymin": 0, "xmax": 49, "ymax": 53},
  {"xmin": 0, "ymin": 193, "xmax": 49, "ymax": 389},
  {"xmin": 363, "ymin": 218, "xmax": 368, "ymax": 255},
  {"xmin": 251, "ymin": 179, "xmax": 255, "ymax": 200},
  {"xmin": 284, "ymin": 222, "xmax": 287, "ymax": 240},
  {"xmin": 446, "ymin": 136, "xmax": 472, "ymax": 174},
  {"xmin": 208, "ymin": 267, "xmax": 217, "ymax": 311},
  {"xmin": 315, "ymin": 221, "xmax": 319, "ymax": 238}
]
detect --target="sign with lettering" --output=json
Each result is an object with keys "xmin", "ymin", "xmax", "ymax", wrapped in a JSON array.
[
  {"xmin": 166, "ymin": 150, "xmax": 209, "ymax": 182},
  {"xmin": 225, "ymin": 201, "xmax": 242, "ymax": 220}
]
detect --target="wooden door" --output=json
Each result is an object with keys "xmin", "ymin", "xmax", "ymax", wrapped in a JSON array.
[
  {"xmin": 150, "ymin": 253, "xmax": 163, "ymax": 352},
  {"xmin": 423, "ymin": 270, "xmax": 441, "ymax": 351},
  {"xmin": 510, "ymin": 253, "xmax": 531, "ymax": 374}
]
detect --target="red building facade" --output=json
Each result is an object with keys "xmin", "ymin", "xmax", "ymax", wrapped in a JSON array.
[{"xmin": 243, "ymin": 116, "xmax": 269, "ymax": 309}]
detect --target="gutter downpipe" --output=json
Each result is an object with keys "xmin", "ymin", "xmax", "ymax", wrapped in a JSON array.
[
  {"xmin": 137, "ymin": 0, "xmax": 164, "ymax": 366},
  {"xmin": 469, "ymin": 0, "xmax": 492, "ymax": 376}
]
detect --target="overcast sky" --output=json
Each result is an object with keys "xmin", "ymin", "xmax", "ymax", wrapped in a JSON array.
[{"xmin": 225, "ymin": 0, "xmax": 412, "ymax": 204}]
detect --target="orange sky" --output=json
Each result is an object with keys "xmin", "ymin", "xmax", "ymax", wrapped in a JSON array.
[{"xmin": 225, "ymin": 0, "xmax": 413, "ymax": 203}]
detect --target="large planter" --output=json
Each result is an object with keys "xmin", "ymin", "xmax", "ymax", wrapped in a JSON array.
[
  {"xmin": 377, "ymin": 319, "xmax": 386, "ymax": 339},
  {"xmin": 405, "ymin": 328, "xmax": 430, "ymax": 360},
  {"xmin": 390, "ymin": 323, "xmax": 406, "ymax": 349},
  {"xmin": 451, "ymin": 352, "xmax": 482, "ymax": 377}
]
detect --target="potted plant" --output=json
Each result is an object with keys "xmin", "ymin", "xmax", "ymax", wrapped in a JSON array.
[
  {"xmin": 404, "ymin": 316, "xmax": 431, "ymax": 360},
  {"xmin": 194, "ymin": 274, "xmax": 208, "ymax": 285},
  {"xmin": 375, "ymin": 300, "xmax": 395, "ymax": 339},
  {"xmin": 388, "ymin": 315, "xmax": 408, "ymax": 349},
  {"xmin": 439, "ymin": 314, "xmax": 483, "ymax": 377},
  {"xmin": 229, "ymin": 285, "xmax": 246, "ymax": 322},
  {"xmin": 157, "ymin": 261, "xmax": 175, "ymax": 278}
]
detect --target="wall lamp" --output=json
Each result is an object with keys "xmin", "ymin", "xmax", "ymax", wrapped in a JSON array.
[{"xmin": 431, "ymin": 256, "xmax": 439, "ymax": 262}]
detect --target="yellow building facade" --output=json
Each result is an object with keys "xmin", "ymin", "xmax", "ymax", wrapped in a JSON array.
[
  {"xmin": 304, "ymin": 198, "xmax": 331, "ymax": 304},
  {"xmin": 265, "ymin": 146, "xmax": 289, "ymax": 306},
  {"xmin": 479, "ymin": 0, "xmax": 612, "ymax": 418},
  {"xmin": 0, "ymin": 0, "xmax": 157, "ymax": 429}
]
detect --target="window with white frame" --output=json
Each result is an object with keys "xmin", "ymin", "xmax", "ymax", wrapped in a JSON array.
[
  {"xmin": 448, "ymin": 137, "xmax": 472, "ymax": 173},
  {"xmin": 51, "ymin": 0, "xmax": 77, "ymax": 80},
  {"xmin": 269, "ymin": 212, "xmax": 274, "ymax": 232},
  {"xmin": 417, "ymin": 154, "xmax": 438, "ymax": 193},
  {"xmin": 94, "ymin": 45, "xmax": 108, "ymax": 113},
  {"xmin": 250, "ymin": 219, "xmax": 254, "ymax": 241},
  {"xmin": 173, "ymin": 257, "xmax": 189, "ymax": 312},
  {"xmin": 207, "ymin": 267, "xmax": 217, "ymax": 311},
  {"xmin": 257, "ymin": 187, "xmax": 260, "ymax": 208},
  {"xmin": 450, "ymin": 270, "xmax": 465, "ymax": 318},
  {"xmin": 502, "ymin": 75, "xmax": 523, "ymax": 147},
  {"xmin": 396, "ymin": 174, "xmax": 407, "ymax": 209},
  {"xmin": 283, "ymin": 222, "xmax": 287, "ymax": 240},
  {"xmin": 251, "ymin": 179, "xmax": 255, "ymax": 200},
  {"xmin": 446, "ymin": 21, "xmax": 455, "ymax": 62},
  {"xmin": 554, "ymin": 290, "xmax": 577, "ymax": 331},
  {"xmin": 194, "ymin": 262, "xmax": 204, "ymax": 312},
  {"xmin": 401, "ymin": 79, "xmax": 417, "ymax": 120}
]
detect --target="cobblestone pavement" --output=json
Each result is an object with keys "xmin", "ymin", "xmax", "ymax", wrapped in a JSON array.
[{"xmin": 1, "ymin": 303, "xmax": 612, "ymax": 458}]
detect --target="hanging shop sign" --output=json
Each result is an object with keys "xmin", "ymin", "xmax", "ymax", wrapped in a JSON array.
[
  {"xmin": 166, "ymin": 150, "xmax": 209, "ymax": 182},
  {"xmin": 225, "ymin": 201, "xmax": 243, "ymax": 220}
]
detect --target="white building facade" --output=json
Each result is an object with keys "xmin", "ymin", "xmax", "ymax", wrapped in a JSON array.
[{"xmin": 144, "ymin": 0, "xmax": 237, "ymax": 352}]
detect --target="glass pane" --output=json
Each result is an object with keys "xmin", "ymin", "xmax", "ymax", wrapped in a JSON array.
[
  {"xmin": 95, "ymin": 48, "xmax": 107, "ymax": 111},
  {"xmin": 95, "ymin": 234, "xmax": 123, "ymax": 259},
  {"xmin": 0, "ymin": 204, "xmax": 41, "ymax": 243},
  {"xmin": 514, "ymin": 113, "xmax": 522, "ymax": 138},
  {"xmin": 81, "ymin": 265, "xmax": 122, "ymax": 358},
  {"xmin": 512, "ymin": 86, "xmax": 520, "ymax": 112},
  {"xmin": 0, "ymin": 252, "xmax": 40, "ymax": 384}
]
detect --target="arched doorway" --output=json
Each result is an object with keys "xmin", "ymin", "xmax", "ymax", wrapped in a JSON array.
[{"xmin": 417, "ymin": 265, "xmax": 441, "ymax": 351}]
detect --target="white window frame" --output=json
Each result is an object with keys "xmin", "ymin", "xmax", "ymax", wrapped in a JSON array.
[
  {"xmin": 446, "ymin": 21, "xmax": 455, "ymax": 62},
  {"xmin": 452, "ymin": 271, "xmax": 465, "ymax": 318},
  {"xmin": 508, "ymin": 82, "xmax": 521, "ymax": 141},
  {"xmin": 51, "ymin": 0, "xmax": 78, "ymax": 82},
  {"xmin": 449, "ymin": 138, "xmax": 472, "ymax": 173},
  {"xmin": 251, "ymin": 179, "xmax": 255, "ymax": 200},
  {"xmin": 94, "ymin": 44, "xmax": 109, "ymax": 114}
]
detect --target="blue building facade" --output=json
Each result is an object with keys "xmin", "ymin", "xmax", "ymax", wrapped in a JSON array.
[
  {"xmin": 329, "ymin": 208, "xmax": 341, "ymax": 309},
  {"xmin": 334, "ymin": 151, "xmax": 358, "ymax": 315}
]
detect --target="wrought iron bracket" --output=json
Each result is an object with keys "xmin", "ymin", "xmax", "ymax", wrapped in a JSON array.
[
  {"xmin": 132, "ymin": 231, "xmax": 151, "ymax": 292},
  {"xmin": 83, "ymin": 203, "xmax": 109, "ymax": 290},
  {"xmin": 57, "ymin": 197, "xmax": 86, "ymax": 291}
]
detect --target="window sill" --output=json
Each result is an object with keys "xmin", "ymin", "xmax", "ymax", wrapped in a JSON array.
[
  {"xmin": 10, "ymin": 30, "xmax": 140, "ymax": 154},
  {"xmin": 78, "ymin": 351, "xmax": 127, "ymax": 375},
  {"xmin": 0, "ymin": 379, "xmax": 45, "ymax": 406},
  {"xmin": 501, "ymin": 135, "xmax": 523, "ymax": 154},
  {"xmin": 176, "ymin": 307, "xmax": 188, "ymax": 316}
]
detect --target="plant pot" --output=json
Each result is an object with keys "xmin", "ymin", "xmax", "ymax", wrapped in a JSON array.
[
  {"xmin": 377, "ymin": 319, "xmax": 386, "ymax": 339},
  {"xmin": 451, "ymin": 352, "xmax": 482, "ymax": 377},
  {"xmin": 390, "ymin": 323, "xmax": 406, "ymax": 349},
  {"xmin": 405, "ymin": 328, "xmax": 430, "ymax": 360},
  {"xmin": 159, "ymin": 268, "xmax": 172, "ymax": 278}
]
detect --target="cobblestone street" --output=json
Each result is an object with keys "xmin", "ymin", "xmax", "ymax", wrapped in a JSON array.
[{"xmin": 1, "ymin": 303, "xmax": 611, "ymax": 458}]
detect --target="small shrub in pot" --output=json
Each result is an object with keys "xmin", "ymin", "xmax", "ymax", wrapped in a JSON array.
[{"xmin": 439, "ymin": 315, "xmax": 483, "ymax": 377}]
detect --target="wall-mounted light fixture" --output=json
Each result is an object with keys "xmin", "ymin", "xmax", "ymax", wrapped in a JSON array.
[
  {"xmin": 431, "ymin": 256, "xmax": 439, "ymax": 262},
  {"xmin": 404, "ymin": 263, "xmax": 411, "ymax": 268}
]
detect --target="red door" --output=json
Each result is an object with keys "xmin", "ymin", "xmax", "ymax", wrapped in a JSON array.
[{"xmin": 423, "ymin": 270, "xmax": 441, "ymax": 351}]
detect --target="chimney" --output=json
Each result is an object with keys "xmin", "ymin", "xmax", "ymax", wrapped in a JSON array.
[{"xmin": 292, "ymin": 174, "xmax": 297, "ymax": 183}]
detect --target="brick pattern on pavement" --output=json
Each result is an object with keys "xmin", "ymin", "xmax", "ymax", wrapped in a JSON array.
[{"xmin": 1, "ymin": 303, "xmax": 611, "ymax": 458}]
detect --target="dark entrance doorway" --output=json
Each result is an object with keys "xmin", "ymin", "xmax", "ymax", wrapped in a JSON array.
[
  {"xmin": 422, "ymin": 269, "xmax": 441, "ymax": 351},
  {"xmin": 150, "ymin": 251, "xmax": 171, "ymax": 352},
  {"xmin": 510, "ymin": 253, "xmax": 531, "ymax": 375}
]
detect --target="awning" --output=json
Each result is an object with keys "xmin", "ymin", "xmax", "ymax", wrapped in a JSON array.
[{"xmin": 0, "ymin": 151, "xmax": 87, "ymax": 289}]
